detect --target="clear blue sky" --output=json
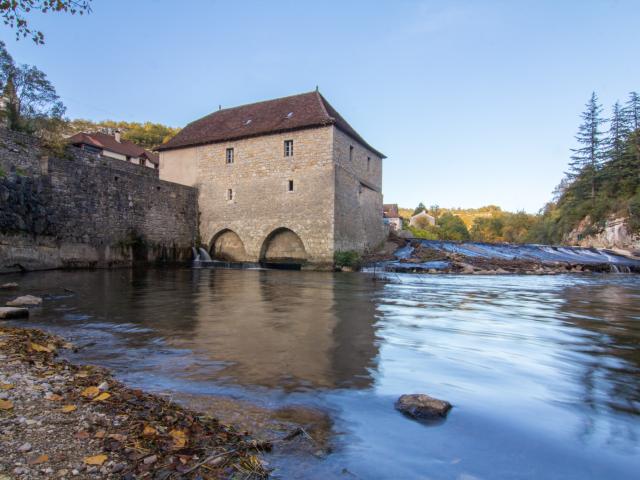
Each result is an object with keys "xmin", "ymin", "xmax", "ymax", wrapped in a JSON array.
[{"xmin": 3, "ymin": 0, "xmax": 638, "ymax": 212}]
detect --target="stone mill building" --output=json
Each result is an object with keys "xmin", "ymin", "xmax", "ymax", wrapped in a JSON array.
[{"xmin": 157, "ymin": 91, "xmax": 386, "ymax": 268}]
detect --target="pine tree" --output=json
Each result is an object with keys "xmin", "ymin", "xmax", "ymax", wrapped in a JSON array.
[
  {"xmin": 624, "ymin": 91, "xmax": 639, "ymax": 131},
  {"xmin": 602, "ymin": 101, "xmax": 631, "ymax": 185},
  {"xmin": 623, "ymin": 91, "xmax": 640, "ymax": 180},
  {"xmin": 568, "ymin": 92, "xmax": 606, "ymax": 204}
]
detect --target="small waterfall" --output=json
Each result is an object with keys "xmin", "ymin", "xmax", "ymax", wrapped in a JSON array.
[
  {"xmin": 192, "ymin": 247, "xmax": 201, "ymax": 262},
  {"xmin": 198, "ymin": 247, "xmax": 213, "ymax": 262}
]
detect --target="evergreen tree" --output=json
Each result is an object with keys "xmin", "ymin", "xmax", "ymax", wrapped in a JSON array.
[
  {"xmin": 568, "ymin": 92, "xmax": 606, "ymax": 204},
  {"xmin": 413, "ymin": 202, "xmax": 426, "ymax": 215},
  {"xmin": 602, "ymin": 101, "xmax": 631, "ymax": 185},
  {"xmin": 624, "ymin": 91, "xmax": 639, "ymax": 131}
]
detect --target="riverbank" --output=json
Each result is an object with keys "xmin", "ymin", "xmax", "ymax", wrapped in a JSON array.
[{"xmin": 0, "ymin": 326, "xmax": 269, "ymax": 479}]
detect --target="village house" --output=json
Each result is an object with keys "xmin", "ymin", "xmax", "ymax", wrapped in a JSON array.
[
  {"xmin": 157, "ymin": 90, "xmax": 386, "ymax": 267},
  {"xmin": 383, "ymin": 204, "xmax": 402, "ymax": 231},
  {"xmin": 68, "ymin": 131, "xmax": 159, "ymax": 169},
  {"xmin": 409, "ymin": 210, "xmax": 436, "ymax": 228}
]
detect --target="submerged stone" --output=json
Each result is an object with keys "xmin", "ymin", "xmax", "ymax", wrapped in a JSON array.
[
  {"xmin": 395, "ymin": 394, "xmax": 452, "ymax": 420},
  {"xmin": 6, "ymin": 295, "xmax": 42, "ymax": 307},
  {"xmin": 0, "ymin": 307, "xmax": 29, "ymax": 319},
  {"xmin": 0, "ymin": 283, "xmax": 19, "ymax": 290}
]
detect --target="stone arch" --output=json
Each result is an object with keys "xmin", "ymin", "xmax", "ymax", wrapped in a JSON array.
[
  {"xmin": 209, "ymin": 229, "xmax": 247, "ymax": 262},
  {"xmin": 260, "ymin": 227, "xmax": 307, "ymax": 266}
]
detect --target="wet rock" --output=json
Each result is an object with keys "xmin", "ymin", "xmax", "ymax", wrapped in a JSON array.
[
  {"xmin": 143, "ymin": 455, "xmax": 157, "ymax": 465},
  {"xmin": 0, "ymin": 307, "xmax": 29, "ymax": 319},
  {"xmin": 6, "ymin": 295, "xmax": 42, "ymax": 307},
  {"xmin": 0, "ymin": 283, "xmax": 18, "ymax": 290},
  {"xmin": 97, "ymin": 381, "xmax": 109, "ymax": 391},
  {"xmin": 395, "ymin": 394, "xmax": 452, "ymax": 420},
  {"xmin": 18, "ymin": 443, "xmax": 32, "ymax": 453}
]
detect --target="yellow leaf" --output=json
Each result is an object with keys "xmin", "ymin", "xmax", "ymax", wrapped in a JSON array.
[
  {"xmin": 142, "ymin": 425, "xmax": 157, "ymax": 436},
  {"xmin": 46, "ymin": 393, "xmax": 64, "ymax": 402},
  {"xmin": 0, "ymin": 399, "xmax": 13, "ymax": 410},
  {"xmin": 81, "ymin": 386, "xmax": 100, "ymax": 398},
  {"xmin": 169, "ymin": 429, "xmax": 187, "ymax": 448},
  {"xmin": 61, "ymin": 405, "xmax": 77, "ymax": 413},
  {"xmin": 92, "ymin": 392, "xmax": 111, "ymax": 402},
  {"xmin": 28, "ymin": 454, "xmax": 49, "ymax": 465},
  {"xmin": 83, "ymin": 454, "xmax": 107, "ymax": 466},
  {"xmin": 30, "ymin": 343, "xmax": 51, "ymax": 353},
  {"xmin": 0, "ymin": 383, "xmax": 13, "ymax": 390}
]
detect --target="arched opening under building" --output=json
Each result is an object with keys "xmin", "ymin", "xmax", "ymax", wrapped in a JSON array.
[
  {"xmin": 209, "ymin": 229, "xmax": 247, "ymax": 262},
  {"xmin": 260, "ymin": 228, "xmax": 307, "ymax": 269}
]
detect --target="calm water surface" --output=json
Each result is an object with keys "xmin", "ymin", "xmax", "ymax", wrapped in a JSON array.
[{"xmin": 2, "ymin": 268, "xmax": 639, "ymax": 479}]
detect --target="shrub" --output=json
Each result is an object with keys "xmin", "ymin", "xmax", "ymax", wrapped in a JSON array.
[{"xmin": 334, "ymin": 250, "xmax": 361, "ymax": 269}]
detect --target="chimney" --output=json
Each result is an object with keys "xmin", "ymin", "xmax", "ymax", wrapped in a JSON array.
[{"xmin": 114, "ymin": 129, "xmax": 121, "ymax": 143}]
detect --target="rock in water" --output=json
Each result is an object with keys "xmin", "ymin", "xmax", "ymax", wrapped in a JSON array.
[
  {"xmin": 0, "ymin": 282, "xmax": 18, "ymax": 290},
  {"xmin": 395, "ymin": 394, "xmax": 452, "ymax": 420},
  {"xmin": 6, "ymin": 295, "xmax": 42, "ymax": 307},
  {"xmin": 0, "ymin": 307, "xmax": 29, "ymax": 319}
]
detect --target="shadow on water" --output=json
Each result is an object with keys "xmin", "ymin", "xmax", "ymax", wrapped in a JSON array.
[{"xmin": 1, "ymin": 269, "xmax": 640, "ymax": 478}]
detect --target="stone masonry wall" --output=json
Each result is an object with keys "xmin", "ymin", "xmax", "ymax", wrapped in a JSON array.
[
  {"xmin": 0, "ymin": 128, "xmax": 198, "ymax": 273},
  {"xmin": 194, "ymin": 126, "xmax": 336, "ymax": 266},
  {"xmin": 332, "ymin": 128, "xmax": 385, "ymax": 253}
]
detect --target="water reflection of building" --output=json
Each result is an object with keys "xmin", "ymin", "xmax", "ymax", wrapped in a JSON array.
[{"xmin": 187, "ymin": 270, "xmax": 380, "ymax": 391}]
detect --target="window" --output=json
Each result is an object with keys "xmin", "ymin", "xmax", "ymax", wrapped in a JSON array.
[
  {"xmin": 227, "ymin": 188, "xmax": 234, "ymax": 201},
  {"xmin": 349, "ymin": 145, "xmax": 354, "ymax": 162},
  {"xmin": 284, "ymin": 140, "xmax": 294, "ymax": 157},
  {"xmin": 226, "ymin": 148, "xmax": 234, "ymax": 164},
  {"xmin": 367, "ymin": 156, "xmax": 371, "ymax": 171},
  {"xmin": 288, "ymin": 180, "xmax": 294, "ymax": 192}
]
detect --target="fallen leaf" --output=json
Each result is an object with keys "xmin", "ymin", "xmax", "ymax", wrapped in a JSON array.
[
  {"xmin": 169, "ymin": 429, "xmax": 187, "ymax": 448},
  {"xmin": 95, "ymin": 430, "xmax": 106, "ymax": 439},
  {"xmin": 108, "ymin": 433, "xmax": 127, "ymax": 442},
  {"xmin": 0, "ymin": 399, "xmax": 13, "ymax": 410},
  {"xmin": 93, "ymin": 392, "xmax": 111, "ymax": 402},
  {"xmin": 46, "ymin": 393, "xmax": 64, "ymax": 402},
  {"xmin": 30, "ymin": 343, "xmax": 51, "ymax": 353},
  {"xmin": 28, "ymin": 454, "xmax": 49, "ymax": 465},
  {"xmin": 0, "ymin": 383, "xmax": 13, "ymax": 390},
  {"xmin": 84, "ymin": 454, "xmax": 107, "ymax": 466},
  {"xmin": 61, "ymin": 405, "xmax": 77, "ymax": 413},
  {"xmin": 81, "ymin": 386, "xmax": 100, "ymax": 398},
  {"xmin": 142, "ymin": 425, "xmax": 157, "ymax": 436},
  {"xmin": 75, "ymin": 430, "xmax": 90, "ymax": 440}
]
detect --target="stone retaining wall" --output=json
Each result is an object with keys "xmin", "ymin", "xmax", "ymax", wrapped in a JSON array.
[{"xmin": 0, "ymin": 128, "xmax": 198, "ymax": 273}]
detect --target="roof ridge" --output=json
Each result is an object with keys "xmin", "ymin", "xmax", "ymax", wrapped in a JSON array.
[{"xmin": 315, "ymin": 91, "xmax": 333, "ymax": 122}]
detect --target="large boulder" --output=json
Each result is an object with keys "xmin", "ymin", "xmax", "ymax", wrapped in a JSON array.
[
  {"xmin": 395, "ymin": 394, "xmax": 452, "ymax": 420},
  {"xmin": 0, "ymin": 307, "xmax": 29, "ymax": 319},
  {"xmin": 6, "ymin": 295, "xmax": 42, "ymax": 307}
]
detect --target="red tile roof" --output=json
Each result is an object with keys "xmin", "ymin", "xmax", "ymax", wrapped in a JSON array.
[
  {"xmin": 383, "ymin": 204, "xmax": 399, "ymax": 218},
  {"xmin": 68, "ymin": 132, "xmax": 159, "ymax": 165},
  {"xmin": 156, "ymin": 91, "xmax": 385, "ymax": 158}
]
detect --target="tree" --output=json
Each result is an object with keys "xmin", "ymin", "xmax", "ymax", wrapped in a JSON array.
[
  {"xmin": 413, "ymin": 202, "xmax": 426, "ymax": 215},
  {"xmin": 623, "ymin": 91, "xmax": 640, "ymax": 181},
  {"xmin": 0, "ymin": 40, "xmax": 65, "ymax": 133},
  {"xmin": 436, "ymin": 213, "xmax": 470, "ymax": 241},
  {"xmin": 1, "ymin": 0, "xmax": 92, "ymax": 44},
  {"xmin": 568, "ymin": 92, "xmax": 606, "ymax": 204}
]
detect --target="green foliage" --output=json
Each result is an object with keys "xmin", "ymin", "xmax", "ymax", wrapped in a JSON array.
[
  {"xmin": 412, "ymin": 202, "xmax": 426, "ymax": 216},
  {"xmin": 66, "ymin": 119, "xmax": 180, "ymax": 149},
  {"xmin": 436, "ymin": 213, "xmax": 470, "ymax": 241},
  {"xmin": 334, "ymin": 250, "xmax": 362, "ymax": 268},
  {"xmin": 0, "ymin": 167, "xmax": 6, "ymax": 178},
  {"xmin": 0, "ymin": 40, "xmax": 66, "ymax": 136},
  {"xmin": 531, "ymin": 90, "xmax": 640, "ymax": 242},
  {"xmin": 1, "ymin": 0, "xmax": 92, "ymax": 44}
]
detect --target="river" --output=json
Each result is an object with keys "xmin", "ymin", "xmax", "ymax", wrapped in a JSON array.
[{"xmin": 1, "ymin": 268, "xmax": 639, "ymax": 479}]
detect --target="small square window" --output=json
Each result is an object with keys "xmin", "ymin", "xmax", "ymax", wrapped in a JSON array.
[
  {"xmin": 284, "ymin": 140, "xmax": 294, "ymax": 157},
  {"xmin": 288, "ymin": 180, "xmax": 294, "ymax": 192},
  {"xmin": 226, "ymin": 148, "xmax": 234, "ymax": 164},
  {"xmin": 227, "ymin": 188, "xmax": 234, "ymax": 201},
  {"xmin": 349, "ymin": 145, "xmax": 354, "ymax": 162}
]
